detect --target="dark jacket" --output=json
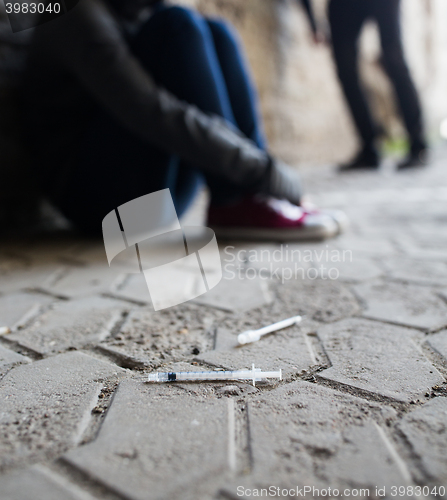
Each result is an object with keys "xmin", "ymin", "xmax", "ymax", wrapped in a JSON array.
[{"xmin": 23, "ymin": 0, "xmax": 302, "ymax": 204}]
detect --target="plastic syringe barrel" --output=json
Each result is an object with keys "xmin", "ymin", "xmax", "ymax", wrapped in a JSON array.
[
  {"xmin": 147, "ymin": 368, "xmax": 282, "ymax": 385},
  {"xmin": 255, "ymin": 315, "xmax": 302, "ymax": 336}
]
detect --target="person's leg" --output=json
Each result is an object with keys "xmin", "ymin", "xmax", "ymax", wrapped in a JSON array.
[
  {"xmin": 373, "ymin": 0, "xmax": 426, "ymax": 157},
  {"xmin": 206, "ymin": 18, "xmax": 267, "ymax": 150},
  {"xmin": 131, "ymin": 6, "xmax": 238, "ymax": 126},
  {"xmin": 329, "ymin": 0, "xmax": 378, "ymax": 161},
  {"xmin": 131, "ymin": 6, "xmax": 260, "ymax": 204}
]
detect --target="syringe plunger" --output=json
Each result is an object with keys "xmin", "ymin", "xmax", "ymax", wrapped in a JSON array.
[{"xmin": 238, "ymin": 315, "xmax": 302, "ymax": 345}]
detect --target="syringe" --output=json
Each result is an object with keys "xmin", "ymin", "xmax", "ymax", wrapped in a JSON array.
[
  {"xmin": 147, "ymin": 364, "xmax": 282, "ymax": 386},
  {"xmin": 238, "ymin": 315, "xmax": 303, "ymax": 345}
]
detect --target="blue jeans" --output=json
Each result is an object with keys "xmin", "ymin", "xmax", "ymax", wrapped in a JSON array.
[{"xmin": 60, "ymin": 5, "xmax": 266, "ymax": 234}]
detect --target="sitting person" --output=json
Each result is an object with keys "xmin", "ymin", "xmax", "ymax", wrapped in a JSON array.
[{"xmin": 22, "ymin": 0, "xmax": 344, "ymax": 240}]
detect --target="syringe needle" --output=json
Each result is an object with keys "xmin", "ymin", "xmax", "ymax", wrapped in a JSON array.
[{"xmin": 238, "ymin": 315, "xmax": 303, "ymax": 345}]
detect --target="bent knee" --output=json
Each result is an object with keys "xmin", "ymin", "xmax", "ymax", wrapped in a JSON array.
[
  {"xmin": 207, "ymin": 17, "xmax": 240, "ymax": 48},
  {"xmin": 207, "ymin": 17, "xmax": 235, "ymax": 37},
  {"xmin": 151, "ymin": 5, "xmax": 206, "ymax": 35}
]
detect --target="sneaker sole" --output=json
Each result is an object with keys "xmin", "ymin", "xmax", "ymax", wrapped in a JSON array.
[
  {"xmin": 321, "ymin": 209, "xmax": 349, "ymax": 235},
  {"xmin": 210, "ymin": 222, "xmax": 338, "ymax": 242}
]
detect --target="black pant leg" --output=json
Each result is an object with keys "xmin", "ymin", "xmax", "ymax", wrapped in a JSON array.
[
  {"xmin": 373, "ymin": 0, "xmax": 426, "ymax": 152},
  {"xmin": 329, "ymin": 0, "xmax": 377, "ymax": 150}
]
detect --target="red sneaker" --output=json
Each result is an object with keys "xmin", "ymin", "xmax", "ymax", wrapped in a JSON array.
[{"xmin": 207, "ymin": 196, "xmax": 340, "ymax": 241}]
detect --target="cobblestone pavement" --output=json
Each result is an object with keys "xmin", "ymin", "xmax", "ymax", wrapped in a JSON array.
[{"xmin": 1, "ymin": 149, "xmax": 447, "ymax": 500}]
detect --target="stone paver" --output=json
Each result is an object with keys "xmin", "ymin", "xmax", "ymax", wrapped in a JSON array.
[
  {"xmin": 197, "ymin": 327, "xmax": 316, "ymax": 377},
  {"xmin": 110, "ymin": 273, "xmax": 151, "ymax": 305},
  {"xmin": 110, "ymin": 260, "xmax": 215, "ymax": 310},
  {"xmin": 426, "ymin": 330, "xmax": 447, "ymax": 364},
  {"xmin": 142, "ymin": 261, "xmax": 208, "ymax": 312},
  {"xmin": 233, "ymin": 381, "xmax": 408, "ymax": 494},
  {"xmin": 111, "ymin": 264, "xmax": 206, "ymax": 311},
  {"xmin": 400, "ymin": 235, "xmax": 447, "ymax": 261},
  {"xmin": 383, "ymin": 257, "xmax": 447, "ymax": 287},
  {"xmin": 40, "ymin": 264, "xmax": 126, "ymax": 299},
  {"xmin": 326, "ymin": 257, "xmax": 383, "ymax": 282},
  {"xmin": 0, "ymin": 345, "xmax": 30, "ymax": 377},
  {"xmin": 0, "ymin": 292, "xmax": 54, "ymax": 331},
  {"xmin": 317, "ymin": 318, "xmax": 443, "ymax": 402},
  {"xmin": 0, "ymin": 261, "xmax": 60, "ymax": 294},
  {"xmin": 64, "ymin": 379, "xmax": 229, "ymax": 500},
  {"xmin": 0, "ymin": 352, "xmax": 124, "ymax": 470},
  {"xmin": 408, "ymin": 227, "xmax": 447, "ymax": 252},
  {"xmin": 101, "ymin": 304, "xmax": 221, "ymax": 368},
  {"xmin": 193, "ymin": 274, "xmax": 273, "ymax": 312},
  {"xmin": 221, "ymin": 242, "xmax": 381, "ymax": 283},
  {"xmin": 0, "ymin": 465, "xmax": 97, "ymax": 500},
  {"xmin": 274, "ymin": 278, "xmax": 360, "ymax": 323},
  {"xmin": 331, "ymin": 233, "xmax": 397, "ymax": 257},
  {"xmin": 8, "ymin": 296, "xmax": 126, "ymax": 355},
  {"xmin": 222, "ymin": 242, "xmax": 311, "ymax": 275},
  {"xmin": 354, "ymin": 281, "xmax": 447, "ymax": 331},
  {"xmin": 397, "ymin": 397, "xmax": 447, "ymax": 484},
  {"xmin": 63, "ymin": 242, "xmax": 145, "ymax": 275}
]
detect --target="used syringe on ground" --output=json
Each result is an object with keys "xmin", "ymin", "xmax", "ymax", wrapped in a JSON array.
[
  {"xmin": 238, "ymin": 315, "xmax": 303, "ymax": 345},
  {"xmin": 147, "ymin": 364, "xmax": 282, "ymax": 386}
]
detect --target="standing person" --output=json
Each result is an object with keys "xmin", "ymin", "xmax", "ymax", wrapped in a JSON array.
[
  {"xmin": 328, "ymin": 0, "xmax": 427, "ymax": 171},
  {"xmin": 23, "ymin": 0, "xmax": 344, "ymax": 240},
  {"xmin": 298, "ymin": 0, "xmax": 427, "ymax": 170}
]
